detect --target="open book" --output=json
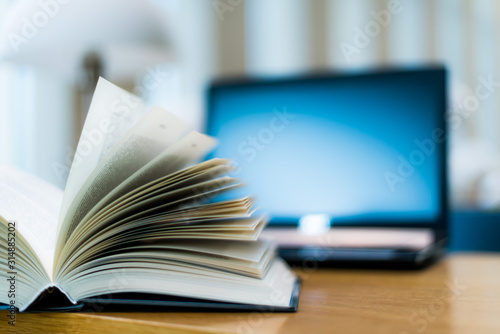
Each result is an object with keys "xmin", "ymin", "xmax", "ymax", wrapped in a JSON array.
[{"xmin": 0, "ymin": 78, "xmax": 299, "ymax": 314}]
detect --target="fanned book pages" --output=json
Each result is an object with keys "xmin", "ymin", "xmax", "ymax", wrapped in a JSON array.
[{"xmin": 0, "ymin": 78, "xmax": 300, "ymax": 314}]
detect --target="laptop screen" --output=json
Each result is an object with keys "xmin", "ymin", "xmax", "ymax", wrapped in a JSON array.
[{"xmin": 207, "ymin": 68, "xmax": 446, "ymax": 226}]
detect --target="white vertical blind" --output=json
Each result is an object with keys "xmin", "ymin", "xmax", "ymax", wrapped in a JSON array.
[
  {"xmin": 0, "ymin": 63, "xmax": 13, "ymax": 165},
  {"xmin": 470, "ymin": 0, "xmax": 500, "ymax": 147},
  {"xmin": 326, "ymin": 0, "xmax": 383, "ymax": 68},
  {"xmin": 35, "ymin": 70, "xmax": 74, "ymax": 187},
  {"xmin": 0, "ymin": 0, "xmax": 12, "ymax": 165},
  {"xmin": 148, "ymin": 0, "xmax": 215, "ymax": 132},
  {"xmin": 386, "ymin": 0, "xmax": 431, "ymax": 64},
  {"xmin": 434, "ymin": 0, "xmax": 471, "ymax": 143},
  {"xmin": 0, "ymin": 65, "xmax": 39, "ymax": 175},
  {"xmin": 0, "ymin": 64, "xmax": 74, "ymax": 188},
  {"xmin": 12, "ymin": 66, "xmax": 38, "ymax": 172},
  {"xmin": 435, "ymin": 0, "xmax": 469, "ymax": 84},
  {"xmin": 245, "ymin": 0, "xmax": 311, "ymax": 76}
]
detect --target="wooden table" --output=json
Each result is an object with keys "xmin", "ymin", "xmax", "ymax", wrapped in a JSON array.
[{"xmin": 2, "ymin": 253, "xmax": 500, "ymax": 334}]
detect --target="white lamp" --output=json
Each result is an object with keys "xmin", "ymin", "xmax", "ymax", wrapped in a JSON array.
[
  {"xmin": 0, "ymin": 0, "xmax": 173, "ymax": 187},
  {"xmin": 0, "ymin": 0, "xmax": 173, "ymax": 81}
]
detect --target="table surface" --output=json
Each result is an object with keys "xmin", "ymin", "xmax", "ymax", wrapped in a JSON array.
[{"xmin": 2, "ymin": 253, "xmax": 500, "ymax": 334}]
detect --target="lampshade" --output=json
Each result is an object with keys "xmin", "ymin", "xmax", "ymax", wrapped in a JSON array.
[{"xmin": 0, "ymin": 0, "xmax": 173, "ymax": 80}]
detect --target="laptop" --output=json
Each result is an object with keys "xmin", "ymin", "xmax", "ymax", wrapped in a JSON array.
[{"xmin": 206, "ymin": 67, "xmax": 448, "ymax": 268}]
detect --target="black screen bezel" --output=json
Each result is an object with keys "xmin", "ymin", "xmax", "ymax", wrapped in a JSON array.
[{"xmin": 206, "ymin": 66, "xmax": 448, "ymax": 243}]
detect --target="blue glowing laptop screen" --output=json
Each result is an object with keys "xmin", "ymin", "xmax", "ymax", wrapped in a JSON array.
[{"xmin": 207, "ymin": 69, "xmax": 445, "ymax": 224}]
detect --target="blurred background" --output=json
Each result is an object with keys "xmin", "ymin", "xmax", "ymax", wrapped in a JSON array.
[{"xmin": 0, "ymin": 0, "xmax": 499, "ymax": 248}]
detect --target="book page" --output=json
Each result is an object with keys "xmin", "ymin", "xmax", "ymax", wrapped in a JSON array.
[
  {"xmin": 145, "ymin": 238, "xmax": 272, "ymax": 262},
  {"xmin": 64, "ymin": 161, "xmax": 230, "ymax": 252},
  {"xmin": 54, "ymin": 194, "xmax": 257, "ymax": 279},
  {"xmin": 61, "ymin": 257, "xmax": 296, "ymax": 308},
  {"xmin": 85, "ymin": 160, "xmax": 230, "ymax": 229},
  {"xmin": 97, "ymin": 177, "xmax": 239, "ymax": 227},
  {"xmin": 57, "ymin": 78, "xmax": 147, "ymax": 247},
  {"xmin": 64, "ymin": 239, "xmax": 275, "ymax": 281},
  {"xmin": 56, "ymin": 105, "xmax": 190, "ymax": 260},
  {"xmin": 78, "ymin": 131, "xmax": 217, "ymax": 228},
  {"xmin": 57, "ymin": 216, "xmax": 271, "ymax": 283},
  {"xmin": 0, "ymin": 165, "xmax": 63, "ymax": 279}
]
